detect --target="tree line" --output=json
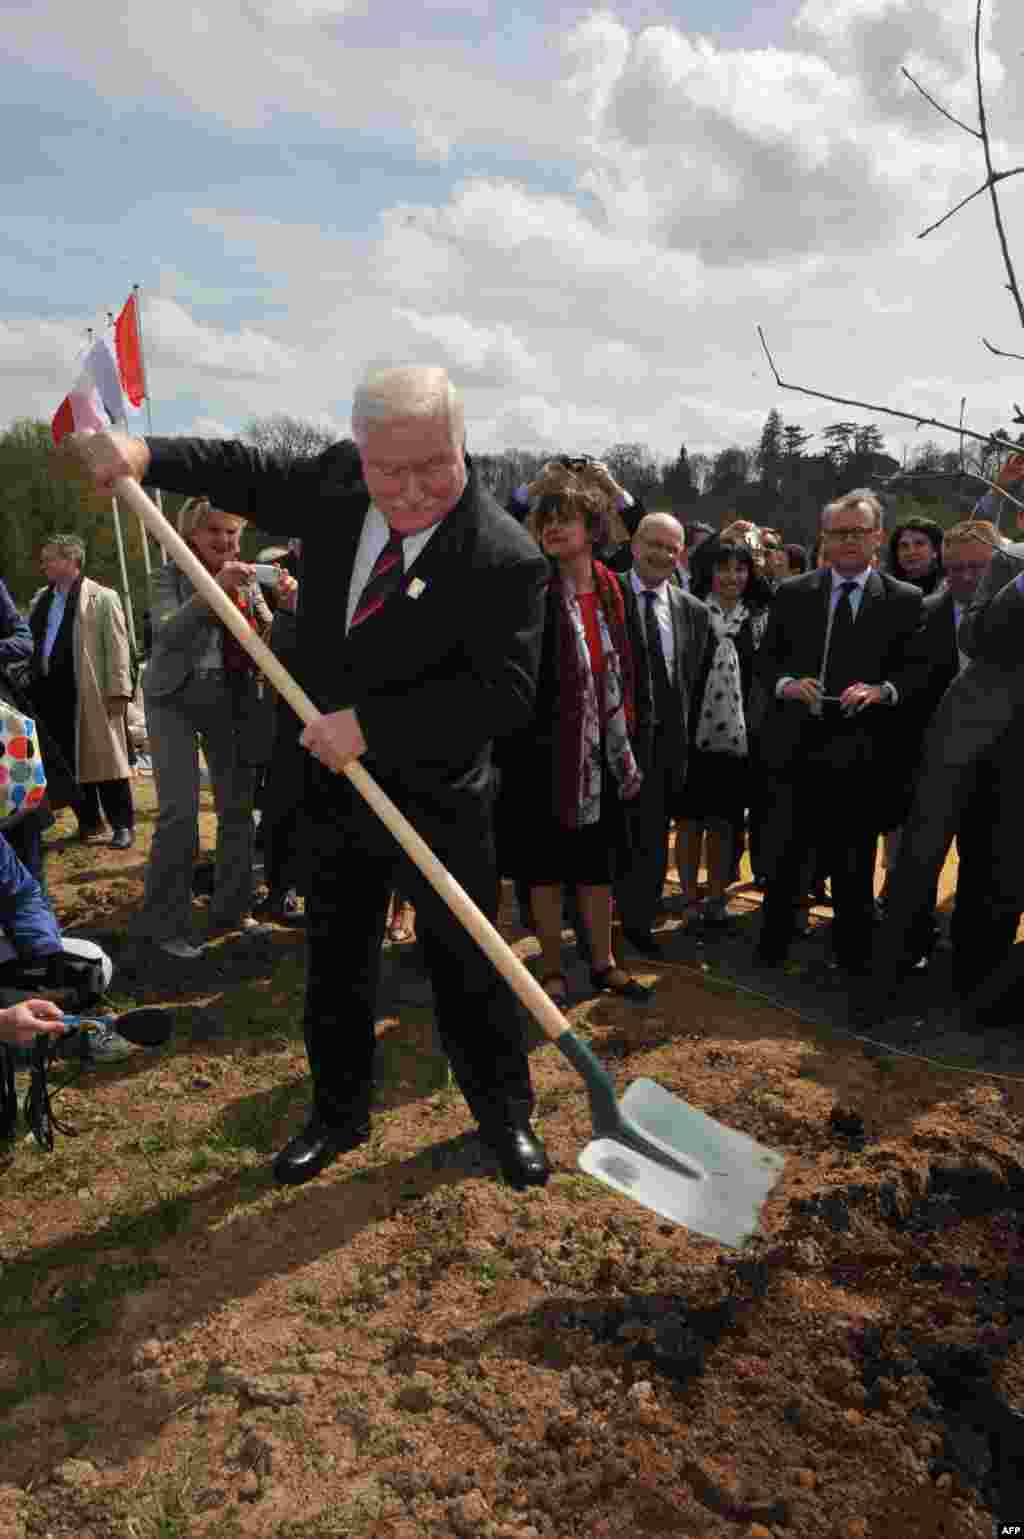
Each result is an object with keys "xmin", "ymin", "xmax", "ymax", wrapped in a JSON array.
[{"xmin": 2, "ymin": 409, "xmax": 1022, "ymax": 638}]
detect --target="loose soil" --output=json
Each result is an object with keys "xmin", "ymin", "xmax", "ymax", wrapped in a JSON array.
[{"xmin": 1, "ymin": 782, "xmax": 1023, "ymax": 1539}]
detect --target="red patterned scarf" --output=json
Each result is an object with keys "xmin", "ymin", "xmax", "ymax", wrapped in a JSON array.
[{"xmin": 555, "ymin": 560, "xmax": 637, "ymax": 829}]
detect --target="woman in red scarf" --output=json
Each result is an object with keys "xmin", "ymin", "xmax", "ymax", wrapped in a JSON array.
[{"xmin": 496, "ymin": 466, "xmax": 650, "ymax": 1003}]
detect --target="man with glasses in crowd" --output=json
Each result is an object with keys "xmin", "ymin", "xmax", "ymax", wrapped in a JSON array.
[{"xmin": 753, "ymin": 490, "xmax": 924, "ymax": 976}]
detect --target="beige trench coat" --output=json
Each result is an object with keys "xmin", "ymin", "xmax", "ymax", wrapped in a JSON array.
[{"xmin": 30, "ymin": 577, "xmax": 134, "ymax": 784}]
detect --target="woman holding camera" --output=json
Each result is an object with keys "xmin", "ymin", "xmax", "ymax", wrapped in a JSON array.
[{"xmin": 136, "ymin": 498, "xmax": 283, "ymax": 960}]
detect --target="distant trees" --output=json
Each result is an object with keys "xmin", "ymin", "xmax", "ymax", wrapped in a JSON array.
[
  {"xmin": 243, "ymin": 413, "xmax": 336, "ymax": 464},
  {"xmin": 0, "ymin": 418, "xmax": 153, "ymax": 636}
]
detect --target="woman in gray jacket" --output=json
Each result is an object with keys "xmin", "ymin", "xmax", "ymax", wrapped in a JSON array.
[{"xmin": 138, "ymin": 498, "xmax": 274, "ymax": 959}]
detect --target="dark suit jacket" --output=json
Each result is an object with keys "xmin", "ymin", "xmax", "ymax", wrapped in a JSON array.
[
  {"xmin": 959, "ymin": 540, "xmax": 1024, "ymax": 665},
  {"xmin": 143, "ymin": 438, "xmax": 549, "ymax": 801},
  {"xmin": 0, "ymin": 581, "xmax": 31, "ymax": 669},
  {"xmin": 755, "ymin": 566, "xmax": 924, "ymax": 778},
  {"xmin": 615, "ymin": 573, "xmax": 712, "ymax": 786}
]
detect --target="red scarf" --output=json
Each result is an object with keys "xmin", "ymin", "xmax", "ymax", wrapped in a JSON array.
[
  {"xmin": 555, "ymin": 560, "xmax": 635, "ymax": 828},
  {"xmin": 221, "ymin": 587, "xmax": 260, "ymax": 674}
]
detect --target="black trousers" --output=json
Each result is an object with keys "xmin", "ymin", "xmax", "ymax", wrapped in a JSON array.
[
  {"xmin": 615, "ymin": 725, "xmax": 683, "ymax": 935},
  {"xmin": 31, "ymin": 664, "xmax": 133, "ymax": 831},
  {"xmin": 79, "ymin": 778, "xmax": 134, "ymax": 831},
  {"xmin": 302, "ymin": 763, "xmax": 533, "ymax": 1129},
  {"xmin": 949, "ymin": 725, "xmax": 1024, "ymax": 1004},
  {"xmin": 876, "ymin": 719, "xmax": 1024, "ymax": 1005},
  {"xmin": 761, "ymin": 755, "xmax": 879, "ymax": 969}
]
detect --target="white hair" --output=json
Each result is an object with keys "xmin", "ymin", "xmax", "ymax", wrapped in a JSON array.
[{"xmin": 351, "ymin": 365, "xmax": 464, "ymax": 448}]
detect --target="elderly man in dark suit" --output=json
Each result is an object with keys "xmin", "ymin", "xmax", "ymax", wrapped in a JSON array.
[
  {"xmin": 614, "ymin": 513, "xmax": 711, "ymax": 957},
  {"xmin": 754, "ymin": 489, "xmax": 924, "ymax": 975},
  {"xmin": 68, "ymin": 366, "xmax": 552, "ymax": 1191}
]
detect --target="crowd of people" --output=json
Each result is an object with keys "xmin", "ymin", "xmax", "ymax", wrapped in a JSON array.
[{"xmin": 2, "ymin": 371, "xmax": 1021, "ymax": 1190}]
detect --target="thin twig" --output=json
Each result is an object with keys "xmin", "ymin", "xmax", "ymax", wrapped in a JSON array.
[
  {"xmin": 901, "ymin": 65, "xmax": 980, "ymax": 138},
  {"xmin": 959, "ymin": 395, "xmax": 967, "ymax": 478},
  {"xmin": 975, "ymin": 0, "xmax": 1024, "ymax": 330},
  {"xmin": 757, "ymin": 326, "xmax": 1020, "ymax": 454},
  {"xmin": 982, "ymin": 338, "xmax": 1024, "ymax": 361},
  {"xmin": 917, "ymin": 168, "xmax": 1024, "ymax": 240}
]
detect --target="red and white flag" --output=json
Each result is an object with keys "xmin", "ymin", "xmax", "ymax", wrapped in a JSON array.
[
  {"xmin": 114, "ymin": 294, "xmax": 146, "ymax": 409},
  {"xmin": 51, "ymin": 331, "xmax": 135, "ymax": 445}
]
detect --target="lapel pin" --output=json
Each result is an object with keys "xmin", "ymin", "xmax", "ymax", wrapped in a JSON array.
[{"xmin": 407, "ymin": 577, "xmax": 426, "ymax": 599}]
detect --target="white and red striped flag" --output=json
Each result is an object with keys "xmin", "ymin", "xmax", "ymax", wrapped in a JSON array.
[{"xmin": 51, "ymin": 332, "xmax": 134, "ymax": 445}]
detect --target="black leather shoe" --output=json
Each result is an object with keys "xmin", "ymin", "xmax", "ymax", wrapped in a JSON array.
[
  {"xmin": 621, "ymin": 928, "xmax": 664, "ymax": 959},
  {"xmin": 110, "ymin": 827, "xmax": 134, "ymax": 850},
  {"xmin": 480, "ymin": 1120, "xmax": 551, "ymax": 1189},
  {"xmin": 754, "ymin": 943, "xmax": 789, "ymax": 968},
  {"xmin": 272, "ymin": 1115, "xmax": 370, "ymax": 1186}
]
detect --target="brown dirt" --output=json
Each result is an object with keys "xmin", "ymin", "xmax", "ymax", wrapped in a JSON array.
[{"xmin": 1, "ymin": 782, "xmax": 1022, "ymax": 1539}]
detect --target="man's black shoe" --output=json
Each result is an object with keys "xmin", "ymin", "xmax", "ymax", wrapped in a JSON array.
[
  {"xmin": 621, "ymin": 928, "xmax": 663, "ymax": 959},
  {"xmin": 272, "ymin": 1115, "xmax": 370, "ymax": 1186},
  {"xmin": 480, "ymin": 1120, "xmax": 551, "ymax": 1189}
]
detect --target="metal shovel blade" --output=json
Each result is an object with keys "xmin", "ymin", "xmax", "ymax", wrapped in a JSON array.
[{"xmin": 577, "ymin": 1077, "xmax": 786, "ymax": 1248}]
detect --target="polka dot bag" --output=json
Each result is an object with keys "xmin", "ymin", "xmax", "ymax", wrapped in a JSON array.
[{"xmin": 0, "ymin": 701, "xmax": 47, "ymax": 823}]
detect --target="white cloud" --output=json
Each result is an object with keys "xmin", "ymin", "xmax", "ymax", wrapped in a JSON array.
[{"xmin": 4, "ymin": 0, "xmax": 1024, "ymax": 465}]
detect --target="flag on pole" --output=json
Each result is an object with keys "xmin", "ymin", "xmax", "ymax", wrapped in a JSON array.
[
  {"xmin": 51, "ymin": 333, "xmax": 132, "ymax": 445},
  {"xmin": 114, "ymin": 294, "xmax": 146, "ymax": 408}
]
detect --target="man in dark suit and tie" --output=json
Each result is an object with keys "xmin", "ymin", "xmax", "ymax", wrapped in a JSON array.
[
  {"xmin": 614, "ymin": 514, "xmax": 711, "ymax": 956},
  {"xmin": 869, "ymin": 521, "xmax": 1003, "ymax": 998},
  {"xmin": 869, "ymin": 513, "xmax": 1024, "ymax": 1020},
  {"xmin": 754, "ymin": 489, "xmax": 924, "ymax": 975},
  {"xmin": 69, "ymin": 367, "xmax": 553, "ymax": 1190}
]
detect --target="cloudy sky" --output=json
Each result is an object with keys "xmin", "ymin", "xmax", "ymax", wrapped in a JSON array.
[{"xmin": 4, "ymin": 0, "xmax": 1023, "ymax": 462}]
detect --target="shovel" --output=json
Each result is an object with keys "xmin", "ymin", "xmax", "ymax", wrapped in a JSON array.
[{"xmin": 114, "ymin": 475, "xmax": 784, "ymax": 1246}]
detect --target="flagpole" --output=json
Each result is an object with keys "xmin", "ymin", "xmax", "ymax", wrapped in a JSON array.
[
  {"xmin": 109, "ymin": 491, "xmax": 138, "ymax": 650},
  {"xmin": 109, "ymin": 310, "xmax": 152, "ymax": 584},
  {"xmin": 131, "ymin": 284, "xmax": 167, "ymax": 564}
]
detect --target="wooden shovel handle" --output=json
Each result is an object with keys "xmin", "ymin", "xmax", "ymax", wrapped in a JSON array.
[{"xmin": 115, "ymin": 476, "xmax": 574, "ymax": 1046}]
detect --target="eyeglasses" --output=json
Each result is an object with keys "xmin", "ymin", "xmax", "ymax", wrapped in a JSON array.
[{"xmin": 824, "ymin": 527, "xmax": 875, "ymax": 541}]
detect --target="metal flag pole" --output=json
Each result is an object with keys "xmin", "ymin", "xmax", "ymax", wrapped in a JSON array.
[
  {"xmin": 109, "ymin": 488, "xmax": 138, "ymax": 650},
  {"xmin": 131, "ymin": 284, "xmax": 167, "ymax": 564}
]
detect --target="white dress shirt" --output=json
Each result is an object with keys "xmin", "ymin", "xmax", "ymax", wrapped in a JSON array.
[
  {"xmin": 345, "ymin": 504, "xmax": 444, "ymax": 633},
  {"xmin": 630, "ymin": 569, "xmax": 675, "ymax": 675},
  {"xmin": 41, "ymin": 586, "xmax": 69, "ymax": 673}
]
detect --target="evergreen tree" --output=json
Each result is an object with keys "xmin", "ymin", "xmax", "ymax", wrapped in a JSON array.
[
  {"xmin": 782, "ymin": 423, "xmax": 811, "ymax": 460},
  {"xmin": 660, "ymin": 443, "xmax": 697, "ymax": 508},
  {"xmin": 756, "ymin": 409, "xmax": 784, "ymax": 496}
]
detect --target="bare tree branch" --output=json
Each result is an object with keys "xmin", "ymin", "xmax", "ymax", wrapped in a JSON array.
[
  {"xmin": 917, "ymin": 168, "xmax": 1024, "ymax": 239},
  {"xmin": 908, "ymin": 2, "xmax": 1024, "ymax": 336},
  {"xmin": 974, "ymin": 0, "xmax": 1024, "ymax": 332},
  {"xmin": 982, "ymin": 337, "xmax": 1024, "ymax": 362},
  {"xmin": 901, "ymin": 65, "xmax": 980, "ymax": 138},
  {"xmin": 959, "ymin": 395, "xmax": 967, "ymax": 478},
  {"xmin": 757, "ymin": 326, "xmax": 1021, "ymax": 454}
]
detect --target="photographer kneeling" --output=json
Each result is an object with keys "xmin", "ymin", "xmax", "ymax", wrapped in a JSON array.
[
  {"xmin": 0, "ymin": 829, "xmax": 127, "ymax": 1061},
  {"xmin": 0, "ymin": 996, "xmax": 65, "ymax": 1046}
]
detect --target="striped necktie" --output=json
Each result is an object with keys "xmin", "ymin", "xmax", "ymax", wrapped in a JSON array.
[{"xmin": 350, "ymin": 530, "xmax": 405, "ymax": 630}]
